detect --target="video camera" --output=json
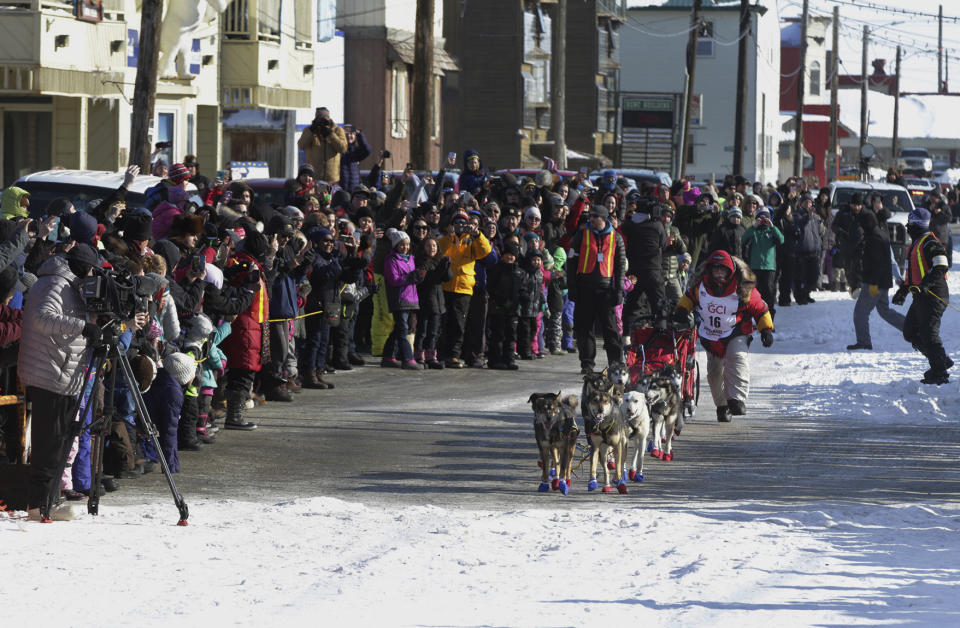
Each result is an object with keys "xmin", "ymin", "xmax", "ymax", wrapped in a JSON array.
[
  {"xmin": 79, "ymin": 268, "xmax": 162, "ymax": 321},
  {"xmin": 454, "ymin": 223, "xmax": 471, "ymax": 235}
]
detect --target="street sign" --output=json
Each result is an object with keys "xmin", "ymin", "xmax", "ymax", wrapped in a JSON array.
[
  {"xmin": 230, "ymin": 161, "xmax": 270, "ymax": 179},
  {"xmin": 623, "ymin": 98, "xmax": 673, "ymax": 112}
]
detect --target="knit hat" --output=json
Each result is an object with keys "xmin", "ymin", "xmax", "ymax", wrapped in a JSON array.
[
  {"xmin": 386, "ymin": 228, "xmax": 410, "ymax": 248},
  {"xmin": 682, "ymin": 186, "xmax": 702, "ymax": 205},
  {"xmin": 524, "ymin": 207, "xmax": 541, "ymax": 221},
  {"xmin": 849, "ymin": 193, "xmax": 863, "ymax": 206},
  {"xmin": 182, "ymin": 313, "xmax": 214, "ymax": 345},
  {"xmin": 242, "ymin": 230, "xmax": 268, "ymax": 260},
  {"xmin": 67, "ymin": 243, "xmax": 99, "ymax": 270},
  {"xmin": 677, "ymin": 252, "xmax": 692, "ymax": 265},
  {"xmin": 756, "ymin": 207, "xmax": 772, "ymax": 220},
  {"xmin": 168, "ymin": 163, "xmax": 190, "ymax": 184},
  {"xmin": 590, "ymin": 204, "xmax": 610, "ymax": 219},
  {"xmin": 452, "ymin": 210, "xmax": 469, "ymax": 223},
  {"xmin": 908, "ymin": 207, "xmax": 931, "ymax": 229},
  {"xmin": 503, "ymin": 242, "xmax": 520, "ymax": 259},
  {"xmin": 163, "ymin": 352, "xmax": 196, "ymax": 386},
  {"xmin": 68, "ymin": 212, "xmax": 98, "ymax": 245},
  {"xmin": 298, "ymin": 163, "xmax": 315, "ymax": 177},
  {"xmin": 307, "ymin": 227, "xmax": 332, "ymax": 244},
  {"xmin": 727, "ymin": 207, "xmax": 743, "ymax": 219}
]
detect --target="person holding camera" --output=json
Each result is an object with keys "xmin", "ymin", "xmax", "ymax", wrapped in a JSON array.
[
  {"xmin": 297, "ymin": 107, "xmax": 347, "ymax": 185},
  {"xmin": 18, "ymin": 245, "xmax": 145, "ymax": 518},
  {"xmin": 741, "ymin": 207, "xmax": 784, "ymax": 318}
]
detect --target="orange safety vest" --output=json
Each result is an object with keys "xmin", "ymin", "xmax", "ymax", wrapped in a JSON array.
[
  {"xmin": 906, "ymin": 232, "xmax": 943, "ymax": 286},
  {"xmin": 578, "ymin": 228, "xmax": 616, "ymax": 277}
]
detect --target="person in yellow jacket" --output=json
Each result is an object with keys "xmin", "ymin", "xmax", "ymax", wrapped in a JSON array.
[
  {"xmin": 438, "ymin": 210, "xmax": 492, "ymax": 368},
  {"xmin": 296, "ymin": 107, "xmax": 348, "ymax": 184},
  {"xmin": 0, "ymin": 186, "xmax": 30, "ymax": 220}
]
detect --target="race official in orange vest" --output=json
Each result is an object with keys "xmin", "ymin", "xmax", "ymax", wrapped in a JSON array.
[
  {"xmin": 566, "ymin": 204, "xmax": 627, "ymax": 374},
  {"xmin": 892, "ymin": 208, "xmax": 953, "ymax": 385}
]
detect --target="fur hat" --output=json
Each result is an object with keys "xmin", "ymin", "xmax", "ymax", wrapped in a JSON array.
[
  {"xmin": 162, "ymin": 352, "xmax": 196, "ymax": 387},
  {"xmin": 182, "ymin": 313, "xmax": 214, "ymax": 346},
  {"xmin": 169, "ymin": 214, "xmax": 205, "ymax": 238},
  {"xmin": 130, "ymin": 354, "xmax": 157, "ymax": 393},
  {"xmin": 122, "ymin": 213, "xmax": 153, "ymax": 241},
  {"xmin": 242, "ymin": 230, "xmax": 269, "ymax": 260},
  {"xmin": 386, "ymin": 228, "xmax": 410, "ymax": 248}
]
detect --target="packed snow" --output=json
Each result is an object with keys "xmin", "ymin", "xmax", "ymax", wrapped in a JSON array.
[{"xmin": 5, "ymin": 263, "xmax": 960, "ymax": 626}]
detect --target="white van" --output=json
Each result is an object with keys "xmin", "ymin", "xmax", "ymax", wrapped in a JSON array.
[{"xmin": 12, "ymin": 169, "xmax": 196, "ymax": 215}]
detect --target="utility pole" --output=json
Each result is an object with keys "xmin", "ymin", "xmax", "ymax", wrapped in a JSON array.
[
  {"xmin": 129, "ymin": 0, "xmax": 162, "ymax": 169},
  {"xmin": 733, "ymin": 0, "xmax": 749, "ymax": 175},
  {"xmin": 859, "ymin": 25, "xmax": 869, "ymax": 166},
  {"xmin": 792, "ymin": 0, "xmax": 809, "ymax": 178},
  {"xmin": 551, "ymin": 0, "xmax": 567, "ymax": 169},
  {"xmin": 679, "ymin": 0, "xmax": 702, "ymax": 180},
  {"xmin": 892, "ymin": 45, "xmax": 901, "ymax": 165},
  {"xmin": 828, "ymin": 5, "xmax": 839, "ymax": 182},
  {"xmin": 938, "ymin": 4, "xmax": 944, "ymax": 92},
  {"xmin": 411, "ymin": 0, "xmax": 435, "ymax": 170}
]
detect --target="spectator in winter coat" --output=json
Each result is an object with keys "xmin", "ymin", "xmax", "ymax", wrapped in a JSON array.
[
  {"xmin": 708, "ymin": 207, "xmax": 746, "ymax": 260},
  {"xmin": 660, "ymin": 205, "xmax": 687, "ymax": 301},
  {"xmin": 674, "ymin": 191, "xmax": 722, "ymax": 271},
  {"xmin": 437, "ymin": 211, "xmax": 492, "ymax": 368},
  {"xmin": 620, "ymin": 201, "xmax": 667, "ymax": 332},
  {"xmin": 741, "ymin": 207, "xmax": 784, "ymax": 317},
  {"xmin": 672, "ymin": 249, "xmax": 774, "ymax": 423},
  {"xmin": 338, "ymin": 125, "xmax": 372, "ymax": 193},
  {"xmin": 381, "ymin": 229, "xmax": 422, "ymax": 370},
  {"xmin": 774, "ymin": 203, "xmax": 798, "ymax": 306},
  {"xmin": 459, "ymin": 149, "xmax": 487, "ymax": 196},
  {"xmin": 297, "ymin": 107, "xmax": 348, "ymax": 185},
  {"xmin": 927, "ymin": 193, "xmax": 953, "ymax": 267},
  {"xmin": 144, "ymin": 352, "xmax": 194, "ymax": 474},
  {"xmin": 487, "ymin": 243, "xmax": 524, "ymax": 370},
  {"xmin": 831, "ymin": 194, "xmax": 865, "ymax": 292},
  {"xmin": 414, "ymin": 237, "xmax": 453, "ymax": 369},
  {"xmin": 848, "ymin": 208, "xmax": 905, "ymax": 350},
  {"xmin": 517, "ymin": 249, "xmax": 545, "ymax": 360},
  {"xmin": 792, "ymin": 195, "xmax": 825, "ymax": 305}
]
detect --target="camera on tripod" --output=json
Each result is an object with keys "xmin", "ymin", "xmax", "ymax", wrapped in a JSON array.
[{"xmin": 78, "ymin": 268, "xmax": 161, "ymax": 321}]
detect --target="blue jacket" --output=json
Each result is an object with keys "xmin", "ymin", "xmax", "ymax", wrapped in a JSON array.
[
  {"xmin": 474, "ymin": 247, "xmax": 499, "ymax": 295},
  {"xmin": 200, "ymin": 321, "xmax": 231, "ymax": 389}
]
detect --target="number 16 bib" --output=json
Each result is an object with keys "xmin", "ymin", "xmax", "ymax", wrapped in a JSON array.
[{"xmin": 697, "ymin": 283, "xmax": 739, "ymax": 341}]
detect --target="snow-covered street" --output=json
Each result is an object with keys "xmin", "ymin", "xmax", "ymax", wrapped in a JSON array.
[{"xmin": 6, "ymin": 273, "xmax": 960, "ymax": 627}]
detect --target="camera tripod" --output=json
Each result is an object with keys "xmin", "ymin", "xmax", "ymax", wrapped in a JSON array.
[{"xmin": 41, "ymin": 319, "xmax": 189, "ymax": 524}]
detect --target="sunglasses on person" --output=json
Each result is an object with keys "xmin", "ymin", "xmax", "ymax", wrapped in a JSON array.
[
  {"xmin": 413, "ymin": 224, "xmax": 428, "ymax": 230},
  {"xmin": 320, "ymin": 238, "xmax": 334, "ymax": 243}
]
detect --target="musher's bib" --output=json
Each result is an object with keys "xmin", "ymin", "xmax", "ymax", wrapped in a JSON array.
[{"xmin": 697, "ymin": 283, "xmax": 739, "ymax": 341}]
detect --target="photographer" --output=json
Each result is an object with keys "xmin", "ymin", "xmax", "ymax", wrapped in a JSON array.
[
  {"xmin": 339, "ymin": 124, "xmax": 372, "ymax": 193},
  {"xmin": 18, "ymin": 245, "xmax": 144, "ymax": 519},
  {"xmin": 297, "ymin": 107, "xmax": 347, "ymax": 185}
]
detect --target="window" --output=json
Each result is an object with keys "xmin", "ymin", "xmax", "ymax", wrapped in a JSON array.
[
  {"xmin": 809, "ymin": 61, "xmax": 821, "ymax": 96},
  {"xmin": 391, "ymin": 64, "xmax": 408, "ymax": 139},
  {"xmin": 528, "ymin": 58, "xmax": 549, "ymax": 104},
  {"xmin": 696, "ymin": 21, "xmax": 714, "ymax": 58},
  {"xmin": 186, "ymin": 113, "xmax": 195, "ymax": 156},
  {"xmin": 156, "ymin": 112, "xmax": 175, "ymax": 166},
  {"xmin": 259, "ymin": 0, "xmax": 281, "ymax": 39}
]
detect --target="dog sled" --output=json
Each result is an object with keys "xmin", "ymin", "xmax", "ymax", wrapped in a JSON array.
[{"xmin": 625, "ymin": 323, "xmax": 700, "ymax": 417}]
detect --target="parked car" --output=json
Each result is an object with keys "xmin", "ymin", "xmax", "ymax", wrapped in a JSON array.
[
  {"xmin": 12, "ymin": 169, "xmax": 196, "ymax": 215},
  {"xmin": 896, "ymin": 147, "xmax": 934, "ymax": 177},
  {"xmin": 902, "ymin": 177, "xmax": 937, "ymax": 208},
  {"xmin": 589, "ymin": 168, "xmax": 672, "ymax": 190}
]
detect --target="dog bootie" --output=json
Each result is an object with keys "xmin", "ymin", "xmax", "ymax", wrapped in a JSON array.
[
  {"xmin": 551, "ymin": 478, "xmax": 560, "ymax": 491},
  {"xmin": 629, "ymin": 470, "xmax": 644, "ymax": 482},
  {"xmin": 646, "ymin": 440, "xmax": 655, "ymax": 453},
  {"xmin": 664, "ymin": 452, "xmax": 674, "ymax": 462},
  {"xmin": 587, "ymin": 478, "xmax": 599, "ymax": 491},
  {"xmin": 558, "ymin": 480, "xmax": 569, "ymax": 495},
  {"xmin": 601, "ymin": 485, "xmax": 614, "ymax": 493},
  {"xmin": 651, "ymin": 448, "xmax": 663, "ymax": 459},
  {"xmin": 538, "ymin": 482, "xmax": 550, "ymax": 492},
  {"xmin": 617, "ymin": 479, "xmax": 628, "ymax": 494}
]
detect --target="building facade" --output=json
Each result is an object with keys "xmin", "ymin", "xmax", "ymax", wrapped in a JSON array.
[{"xmin": 621, "ymin": 0, "xmax": 781, "ymax": 184}]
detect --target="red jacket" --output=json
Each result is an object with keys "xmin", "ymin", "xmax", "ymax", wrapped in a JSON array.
[
  {"xmin": 220, "ymin": 253, "xmax": 270, "ymax": 371},
  {"xmin": 0, "ymin": 303, "xmax": 22, "ymax": 347}
]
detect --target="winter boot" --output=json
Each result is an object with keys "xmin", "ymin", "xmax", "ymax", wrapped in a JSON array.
[
  {"xmin": 716, "ymin": 406, "xmax": 732, "ymax": 422},
  {"xmin": 425, "ymin": 349, "xmax": 444, "ymax": 369},
  {"xmin": 224, "ymin": 391, "xmax": 258, "ymax": 431},
  {"xmin": 196, "ymin": 414, "xmax": 216, "ymax": 445},
  {"xmin": 286, "ymin": 376, "xmax": 302, "ymax": 394},
  {"xmin": 264, "ymin": 381, "xmax": 294, "ymax": 402},
  {"xmin": 402, "ymin": 360, "xmax": 423, "ymax": 371},
  {"xmin": 303, "ymin": 368, "xmax": 333, "ymax": 390},
  {"xmin": 415, "ymin": 350, "xmax": 426, "ymax": 365},
  {"xmin": 727, "ymin": 399, "xmax": 746, "ymax": 416}
]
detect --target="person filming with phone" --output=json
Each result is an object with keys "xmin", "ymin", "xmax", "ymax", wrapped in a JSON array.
[{"xmin": 297, "ymin": 106, "xmax": 347, "ymax": 185}]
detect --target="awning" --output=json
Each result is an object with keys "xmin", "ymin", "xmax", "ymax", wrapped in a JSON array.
[{"xmin": 386, "ymin": 29, "xmax": 460, "ymax": 75}]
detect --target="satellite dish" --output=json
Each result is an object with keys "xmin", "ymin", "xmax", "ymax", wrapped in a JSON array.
[{"xmin": 860, "ymin": 143, "xmax": 876, "ymax": 160}]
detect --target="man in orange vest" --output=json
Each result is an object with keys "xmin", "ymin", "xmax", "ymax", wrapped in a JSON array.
[
  {"xmin": 566, "ymin": 204, "xmax": 627, "ymax": 374},
  {"xmin": 892, "ymin": 208, "xmax": 953, "ymax": 385}
]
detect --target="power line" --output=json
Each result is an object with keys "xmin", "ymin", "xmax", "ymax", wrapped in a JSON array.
[{"xmin": 817, "ymin": 0, "xmax": 960, "ymax": 24}]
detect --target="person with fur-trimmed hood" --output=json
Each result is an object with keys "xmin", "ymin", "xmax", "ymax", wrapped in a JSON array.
[{"xmin": 672, "ymin": 249, "xmax": 774, "ymax": 423}]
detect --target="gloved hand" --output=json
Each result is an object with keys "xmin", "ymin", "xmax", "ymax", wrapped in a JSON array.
[
  {"xmin": 892, "ymin": 285, "xmax": 908, "ymax": 306},
  {"xmin": 868, "ymin": 284, "xmax": 879, "ymax": 297},
  {"xmin": 671, "ymin": 308, "xmax": 690, "ymax": 326},
  {"xmin": 81, "ymin": 322, "xmax": 102, "ymax": 344},
  {"xmin": 760, "ymin": 330, "xmax": 774, "ymax": 347},
  {"xmin": 243, "ymin": 269, "xmax": 261, "ymax": 288}
]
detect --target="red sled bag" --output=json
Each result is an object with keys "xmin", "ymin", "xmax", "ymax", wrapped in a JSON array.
[{"xmin": 625, "ymin": 326, "xmax": 698, "ymax": 404}]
